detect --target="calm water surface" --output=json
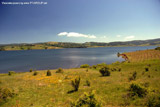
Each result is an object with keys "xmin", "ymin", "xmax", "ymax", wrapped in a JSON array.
[{"xmin": 0, "ymin": 46, "xmax": 157, "ymax": 73}]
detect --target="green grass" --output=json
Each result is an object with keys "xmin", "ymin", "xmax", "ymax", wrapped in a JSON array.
[{"xmin": 0, "ymin": 59, "xmax": 160, "ymax": 107}]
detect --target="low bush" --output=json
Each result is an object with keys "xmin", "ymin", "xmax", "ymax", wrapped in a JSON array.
[
  {"xmin": 71, "ymin": 91, "xmax": 101, "ymax": 107},
  {"xmin": 155, "ymin": 47, "xmax": 160, "ymax": 50},
  {"xmin": 0, "ymin": 87, "xmax": 15, "ymax": 104},
  {"xmin": 8, "ymin": 71, "xmax": 15, "ymax": 76},
  {"xmin": 128, "ymin": 71, "xmax": 137, "ymax": 81},
  {"xmin": 84, "ymin": 80, "xmax": 90, "ymax": 86},
  {"xmin": 112, "ymin": 61, "xmax": 121, "ymax": 65},
  {"xmin": 71, "ymin": 77, "xmax": 81, "ymax": 91},
  {"xmin": 80, "ymin": 64, "xmax": 90, "ymax": 68},
  {"xmin": 99, "ymin": 67, "xmax": 110, "ymax": 76},
  {"xmin": 46, "ymin": 70, "xmax": 51, "ymax": 76},
  {"xmin": 129, "ymin": 83, "xmax": 147, "ymax": 98},
  {"xmin": 33, "ymin": 71, "xmax": 38, "ymax": 76},
  {"xmin": 56, "ymin": 68, "xmax": 64, "ymax": 73},
  {"xmin": 146, "ymin": 94, "xmax": 160, "ymax": 107},
  {"xmin": 29, "ymin": 69, "xmax": 33, "ymax": 72},
  {"xmin": 118, "ymin": 68, "xmax": 121, "ymax": 72},
  {"xmin": 111, "ymin": 67, "xmax": 121, "ymax": 72},
  {"xmin": 92, "ymin": 65, "xmax": 97, "ymax": 69},
  {"xmin": 145, "ymin": 67, "xmax": 149, "ymax": 72},
  {"xmin": 96, "ymin": 63, "xmax": 107, "ymax": 68}
]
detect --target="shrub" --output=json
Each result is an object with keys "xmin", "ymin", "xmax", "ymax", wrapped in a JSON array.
[
  {"xmin": 118, "ymin": 68, "xmax": 121, "ymax": 72},
  {"xmin": 128, "ymin": 71, "xmax": 137, "ymax": 81},
  {"xmin": 0, "ymin": 47, "xmax": 5, "ymax": 51},
  {"xmin": 0, "ymin": 87, "xmax": 15, "ymax": 104},
  {"xmin": 129, "ymin": 83, "xmax": 147, "ymax": 98},
  {"xmin": 96, "ymin": 63, "xmax": 107, "ymax": 68},
  {"xmin": 112, "ymin": 61, "xmax": 120, "ymax": 65},
  {"xmin": 71, "ymin": 91, "xmax": 101, "ymax": 107},
  {"xmin": 8, "ymin": 71, "xmax": 15, "ymax": 76},
  {"xmin": 146, "ymin": 94, "xmax": 160, "ymax": 107},
  {"xmin": 29, "ymin": 69, "xmax": 33, "ymax": 72},
  {"xmin": 145, "ymin": 67, "xmax": 149, "ymax": 72},
  {"xmin": 148, "ymin": 75, "xmax": 151, "ymax": 78},
  {"xmin": 56, "ymin": 68, "xmax": 64, "ymax": 73},
  {"xmin": 99, "ymin": 67, "xmax": 110, "ymax": 76},
  {"xmin": 80, "ymin": 64, "xmax": 90, "ymax": 68},
  {"xmin": 33, "ymin": 71, "xmax": 38, "ymax": 76},
  {"xmin": 46, "ymin": 70, "xmax": 51, "ymax": 76},
  {"xmin": 155, "ymin": 47, "xmax": 160, "ymax": 50},
  {"xmin": 84, "ymin": 80, "xmax": 90, "ymax": 86},
  {"xmin": 92, "ymin": 65, "xmax": 97, "ymax": 69},
  {"xmin": 71, "ymin": 77, "xmax": 81, "ymax": 91}
]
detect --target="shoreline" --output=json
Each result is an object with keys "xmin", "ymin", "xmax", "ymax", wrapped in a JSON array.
[{"xmin": 0, "ymin": 45, "xmax": 159, "ymax": 52}]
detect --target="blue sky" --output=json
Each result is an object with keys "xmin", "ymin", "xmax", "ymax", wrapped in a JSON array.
[{"xmin": 0, "ymin": 0, "xmax": 160, "ymax": 44}]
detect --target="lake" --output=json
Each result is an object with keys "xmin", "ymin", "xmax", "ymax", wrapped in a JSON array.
[{"xmin": 0, "ymin": 46, "xmax": 157, "ymax": 73}]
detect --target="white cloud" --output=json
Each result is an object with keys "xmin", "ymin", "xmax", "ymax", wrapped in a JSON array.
[
  {"xmin": 124, "ymin": 35, "xmax": 135, "ymax": 40},
  {"xmin": 58, "ymin": 32, "xmax": 68, "ymax": 36},
  {"xmin": 58, "ymin": 32, "xmax": 96, "ymax": 39},
  {"xmin": 100, "ymin": 36, "xmax": 107, "ymax": 39},
  {"xmin": 116, "ymin": 35, "xmax": 121, "ymax": 37}
]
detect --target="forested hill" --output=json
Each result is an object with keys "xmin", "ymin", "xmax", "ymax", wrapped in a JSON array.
[{"xmin": 0, "ymin": 38, "xmax": 160, "ymax": 51}]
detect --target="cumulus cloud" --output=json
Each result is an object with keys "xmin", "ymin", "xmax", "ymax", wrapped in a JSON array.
[
  {"xmin": 58, "ymin": 32, "xmax": 68, "ymax": 36},
  {"xmin": 116, "ymin": 35, "xmax": 121, "ymax": 37},
  {"xmin": 58, "ymin": 32, "xmax": 97, "ymax": 39},
  {"xmin": 124, "ymin": 35, "xmax": 135, "ymax": 40}
]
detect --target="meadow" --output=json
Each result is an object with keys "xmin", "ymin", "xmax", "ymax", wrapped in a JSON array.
[{"xmin": 0, "ymin": 49, "xmax": 160, "ymax": 107}]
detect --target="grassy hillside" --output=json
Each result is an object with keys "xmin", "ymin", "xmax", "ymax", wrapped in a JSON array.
[
  {"xmin": 123, "ymin": 49, "xmax": 160, "ymax": 62},
  {"xmin": 0, "ymin": 38, "xmax": 160, "ymax": 51},
  {"xmin": 0, "ymin": 50, "xmax": 160, "ymax": 107}
]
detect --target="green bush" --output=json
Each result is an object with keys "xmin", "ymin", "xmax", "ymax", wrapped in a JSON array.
[
  {"xmin": 0, "ymin": 87, "xmax": 15, "ymax": 104},
  {"xmin": 145, "ymin": 67, "xmax": 149, "ymax": 72},
  {"xmin": 111, "ymin": 67, "xmax": 121, "ymax": 72},
  {"xmin": 56, "ymin": 68, "xmax": 64, "ymax": 73},
  {"xmin": 0, "ymin": 47, "xmax": 5, "ymax": 51},
  {"xmin": 129, "ymin": 83, "xmax": 147, "ymax": 98},
  {"xmin": 8, "ymin": 71, "xmax": 15, "ymax": 76},
  {"xmin": 80, "ymin": 64, "xmax": 90, "ymax": 68},
  {"xmin": 146, "ymin": 94, "xmax": 160, "ymax": 107},
  {"xmin": 99, "ymin": 67, "xmax": 110, "ymax": 76},
  {"xmin": 71, "ymin": 91, "xmax": 101, "ymax": 107},
  {"xmin": 71, "ymin": 77, "xmax": 81, "ymax": 91},
  {"xmin": 46, "ymin": 70, "xmax": 51, "ymax": 76},
  {"xmin": 29, "ymin": 69, "xmax": 33, "ymax": 72},
  {"xmin": 92, "ymin": 65, "xmax": 97, "ymax": 69},
  {"xmin": 155, "ymin": 47, "xmax": 160, "ymax": 50},
  {"xmin": 33, "ymin": 71, "xmax": 38, "ymax": 76},
  {"xmin": 96, "ymin": 63, "xmax": 107, "ymax": 68}
]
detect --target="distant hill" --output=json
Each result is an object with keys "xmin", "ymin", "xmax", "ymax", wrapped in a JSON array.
[
  {"xmin": 85, "ymin": 38, "xmax": 160, "ymax": 47},
  {"xmin": 0, "ymin": 38, "xmax": 160, "ymax": 51},
  {"xmin": 107, "ymin": 38, "xmax": 160, "ymax": 46}
]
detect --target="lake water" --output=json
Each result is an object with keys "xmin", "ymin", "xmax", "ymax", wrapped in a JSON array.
[{"xmin": 0, "ymin": 46, "xmax": 157, "ymax": 73}]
